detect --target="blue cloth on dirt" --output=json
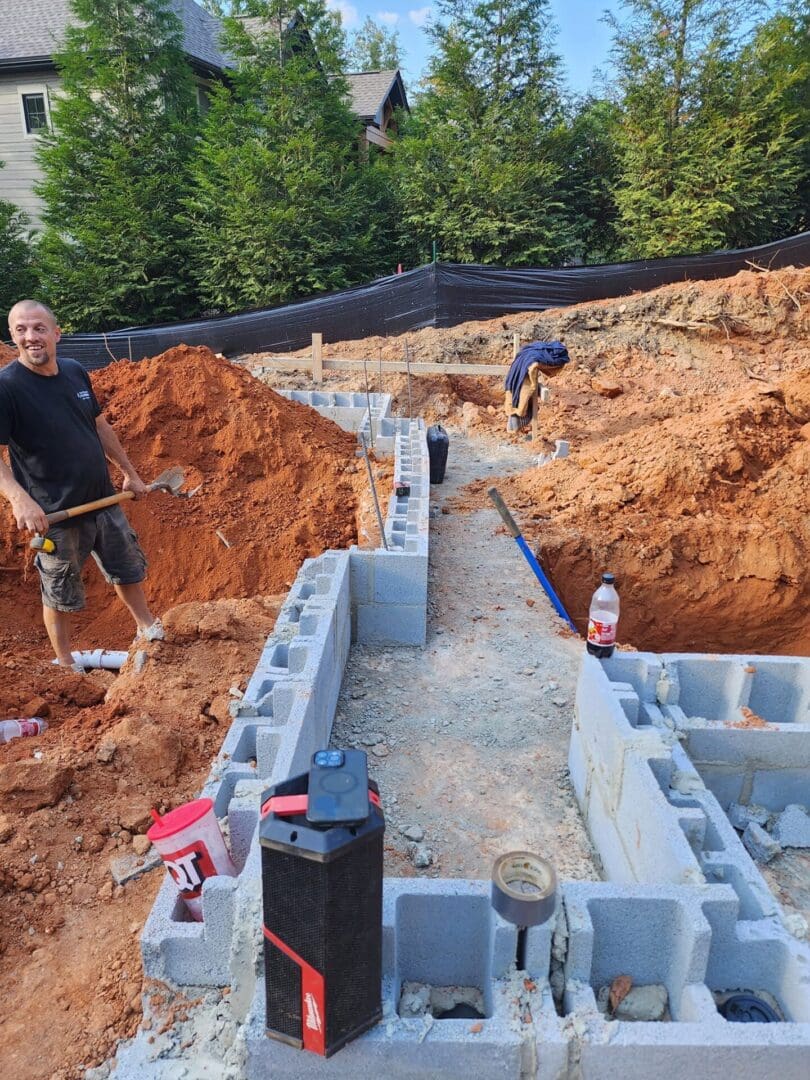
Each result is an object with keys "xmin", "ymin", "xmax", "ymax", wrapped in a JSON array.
[{"xmin": 505, "ymin": 341, "xmax": 570, "ymax": 407}]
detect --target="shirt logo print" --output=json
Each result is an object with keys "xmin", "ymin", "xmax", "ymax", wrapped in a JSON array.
[{"xmin": 77, "ymin": 390, "xmax": 91, "ymax": 401}]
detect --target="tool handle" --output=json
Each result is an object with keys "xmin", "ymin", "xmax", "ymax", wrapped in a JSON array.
[
  {"xmin": 46, "ymin": 490, "xmax": 133, "ymax": 525},
  {"xmin": 487, "ymin": 487, "xmax": 521, "ymax": 538}
]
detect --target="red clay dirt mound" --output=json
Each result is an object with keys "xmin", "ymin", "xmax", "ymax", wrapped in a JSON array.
[
  {"xmin": 496, "ymin": 371, "xmax": 810, "ymax": 654},
  {"xmin": 0, "ymin": 345, "xmax": 361, "ymax": 647},
  {"xmin": 0, "ymin": 342, "xmax": 17, "ymax": 365},
  {"xmin": 0, "ymin": 595, "xmax": 282, "ymax": 1080}
]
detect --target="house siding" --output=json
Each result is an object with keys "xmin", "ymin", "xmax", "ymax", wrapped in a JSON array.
[{"xmin": 0, "ymin": 70, "xmax": 61, "ymax": 226}]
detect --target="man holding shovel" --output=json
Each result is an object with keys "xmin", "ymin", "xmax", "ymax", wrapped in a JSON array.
[{"xmin": 0, "ymin": 300, "xmax": 163, "ymax": 669}]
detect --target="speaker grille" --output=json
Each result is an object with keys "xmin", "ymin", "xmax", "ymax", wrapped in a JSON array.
[{"xmin": 262, "ymin": 830, "xmax": 383, "ymax": 1052}]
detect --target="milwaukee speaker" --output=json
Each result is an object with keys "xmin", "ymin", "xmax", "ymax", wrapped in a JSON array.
[{"xmin": 259, "ymin": 751, "xmax": 384, "ymax": 1057}]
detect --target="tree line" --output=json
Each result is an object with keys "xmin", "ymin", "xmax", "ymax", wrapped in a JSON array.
[{"xmin": 0, "ymin": 0, "xmax": 807, "ymax": 331}]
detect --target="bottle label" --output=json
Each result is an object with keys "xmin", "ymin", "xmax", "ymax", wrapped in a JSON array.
[
  {"xmin": 588, "ymin": 619, "xmax": 617, "ymax": 647},
  {"xmin": 17, "ymin": 719, "xmax": 43, "ymax": 737}
]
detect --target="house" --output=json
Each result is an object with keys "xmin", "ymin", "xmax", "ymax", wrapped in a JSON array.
[
  {"xmin": 0, "ymin": 1, "xmax": 408, "ymax": 225},
  {"xmin": 0, "ymin": 0, "xmax": 228, "ymax": 223},
  {"xmin": 343, "ymin": 70, "xmax": 408, "ymax": 152}
]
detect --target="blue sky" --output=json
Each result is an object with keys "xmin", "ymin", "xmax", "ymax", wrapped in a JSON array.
[{"xmin": 329, "ymin": 0, "xmax": 617, "ymax": 94}]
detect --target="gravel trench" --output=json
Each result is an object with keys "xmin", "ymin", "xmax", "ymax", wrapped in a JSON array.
[{"xmin": 331, "ymin": 429, "xmax": 599, "ymax": 883}]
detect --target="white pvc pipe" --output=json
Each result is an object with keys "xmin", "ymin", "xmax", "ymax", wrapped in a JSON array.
[
  {"xmin": 51, "ymin": 649, "xmax": 128, "ymax": 670},
  {"xmin": 73, "ymin": 649, "xmax": 128, "ymax": 670}
]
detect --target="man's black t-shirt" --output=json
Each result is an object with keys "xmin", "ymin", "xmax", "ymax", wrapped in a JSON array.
[{"xmin": 0, "ymin": 357, "xmax": 115, "ymax": 514}]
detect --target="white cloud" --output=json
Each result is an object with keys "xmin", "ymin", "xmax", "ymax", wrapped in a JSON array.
[
  {"xmin": 376, "ymin": 11, "xmax": 400, "ymax": 25},
  {"xmin": 326, "ymin": 0, "xmax": 359, "ymax": 28},
  {"xmin": 408, "ymin": 6, "xmax": 432, "ymax": 27}
]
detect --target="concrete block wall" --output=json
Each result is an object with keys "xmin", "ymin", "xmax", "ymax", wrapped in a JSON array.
[
  {"xmin": 561, "ymin": 881, "xmax": 810, "ymax": 1078},
  {"xmin": 351, "ymin": 419, "xmax": 429, "ymax": 646},
  {"xmin": 572, "ymin": 654, "xmax": 810, "ymax": 903},
  {"xmin": 275, "ymin": 390, "xmax": 393, "ymax": 436},
  {"xmin": 141, "ymin": 550, "xmax": 352, "ymax": 987}
]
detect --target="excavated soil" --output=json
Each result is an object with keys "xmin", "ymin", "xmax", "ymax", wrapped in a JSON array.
[
  {"xmin": 256, "ymin": 266, "xmax": 810, "ymax": 653},
  {"xmin": 0, "ymin": 347, "xmax": 372, "ymax": 1078}
]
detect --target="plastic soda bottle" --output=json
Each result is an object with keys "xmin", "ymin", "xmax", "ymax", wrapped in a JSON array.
[
  {"xmin": 586, "ymin": 573, "xmax": 619, "ymax": 658},
  {"xmin": 0, "ymin": 718, "xmax": 49, "ymax": 743}
]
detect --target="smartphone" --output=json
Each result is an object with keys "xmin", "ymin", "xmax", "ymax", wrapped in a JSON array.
[{"xmin": 306, "ymin": 749, "xmax": 370, "ymax": 828}]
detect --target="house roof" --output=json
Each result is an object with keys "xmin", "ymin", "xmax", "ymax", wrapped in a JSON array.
[
  {"xmin": 0, "ymin": 0, "xmax": 229, "ymax": 73},
  {"xmin": 343, "ymin": 70, "xmax": 408, "ymax": 125}
]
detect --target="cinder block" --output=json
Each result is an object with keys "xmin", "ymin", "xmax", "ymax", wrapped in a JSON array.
[
  {"xmin": 751, "ymin": 769, "xmax": 810, "ymax": 810},
  {"xmin": 373, "ymin": 549, "xmax": 428, "ymax": 605},
  {"xmin": 772, "ymin": 804, "xmax": 810, "ymax": 848},
  {"xmin": 742, "ymin": 822, "xmax": 781, "ymax": 864},
  {"xmin": 727, "ymin": 802, "xmax": 770, "ymax": 831},
  {"xmin": 356, "ymin": 603, "xmax": 426, "ymax": 645}
]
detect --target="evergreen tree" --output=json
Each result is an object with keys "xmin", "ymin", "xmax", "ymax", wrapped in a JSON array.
[
  {"xmin": 557, "ymin": 97, "xmax": 622, "ymax": 263},
  {"xmin": 35, "ymin": 0, "xmax": 199, "ymax": 330},
  {"xmin": 0, "ymin": 182, "xmax": 38, "ymax": 318},
  {"xmin": 392, "ymin": 0, "xmax": 568, "ymax": 266},
  {"xmin": 186, "ymin": 1, "xmax": 398, "ymax": 311},
  {"xmin": 609, "ymin": 0, "xmax": 807, "ymax": 257},
  {"xmin": 734, "ymin": 2, "xmax": 810, "ymax": 242},
  {"xmin": 346, "ymin": 16, "xmax": 402, "ymax": 70}
]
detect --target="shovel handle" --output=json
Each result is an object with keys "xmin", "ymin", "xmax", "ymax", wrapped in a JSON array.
[
  {"xmin": 488, "ymin": 487, "xmax": 521, "ymax": 538},
  {"xmin": 46, "ymin": 490, "xmax": 133, "ymax": 526}
]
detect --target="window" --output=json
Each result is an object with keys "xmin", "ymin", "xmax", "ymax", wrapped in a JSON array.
[
  {"xmin": 196, "ymin": 85, "xmax": 212, "ymax": 116},
  {"xmin": 21, "ymin": 91, "xmax": 49, "ymax": 134}
]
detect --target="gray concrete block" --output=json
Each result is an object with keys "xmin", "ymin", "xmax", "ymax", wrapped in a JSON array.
[
  {"xmin": 772, "ymin": 804, "xmax": 810, "ymax": 848},
  {"xmin": 373, "ymin": 549, "xmax": 428, "ymax": 605},
  {"xmin": 742, "ymin": 822, "xmax": 782, "ymax": 864},
  {"xmin": 727, "ymin": 801, "xmax": 769, "ymax": 830},
  {"xmin": 356, "ymin": 603, "xmax": 427, "ymax": 645},
  {"xmin": 751, "ymin": 769, "xmax": 810, "ymax": 810}
]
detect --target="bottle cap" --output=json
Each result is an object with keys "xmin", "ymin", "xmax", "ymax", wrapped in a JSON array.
[{"xmin": 601, "ymin": 572, "xmax": 616, "ymax": 584}]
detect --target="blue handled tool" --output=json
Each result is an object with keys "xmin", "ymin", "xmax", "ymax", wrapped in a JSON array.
[{"xmin": 487, "ymin": 487, "xmax": 579, "ymax": 634}]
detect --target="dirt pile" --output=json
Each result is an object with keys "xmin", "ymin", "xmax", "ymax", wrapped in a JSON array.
[
  {"xmin": 494, "ymin": 371, "xmax": 810, "ymax": 654},
  {"xmin": 0, "ymin": 595, "xmax": 281, "ymax": 1079},
  {"xmin": 0, "ymin": 342, "xmax": 17, "ymax": 365},
  {"xmin": 0, "ymin": 344, "xmax": 361, "ymax": 645},
  {"xmin": 268, "ymin": 265, "xmax": 809, "ymax": 372}
]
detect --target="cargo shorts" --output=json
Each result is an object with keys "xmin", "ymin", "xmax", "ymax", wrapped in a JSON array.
[{"xmin": 34, "ymin": 505, "xmax": 147, "ymax": 612}]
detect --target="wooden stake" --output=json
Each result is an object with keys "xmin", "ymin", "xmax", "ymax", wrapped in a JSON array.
[
  {"xmin": 312, "ymin": 332, "xmax": 323, "ymax": 384},
  {"xmin": 512, "ymin": 332, "xmax": 520, "ymax": 360},
  {"xmin": 531, "ymin": 383, "xmax": 540, "ymax": 443}
]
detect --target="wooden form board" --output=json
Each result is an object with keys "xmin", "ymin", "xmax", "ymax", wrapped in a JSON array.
[{"xmin": 251, "ymin": 357, "xmax": 511, "ymax": 377}]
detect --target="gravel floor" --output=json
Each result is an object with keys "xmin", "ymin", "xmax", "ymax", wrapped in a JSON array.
[{"xmin": 331, "ymin": 429, "xmax": 599, "ymax": 883}]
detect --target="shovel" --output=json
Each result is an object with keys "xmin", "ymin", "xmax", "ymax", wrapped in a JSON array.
[{"xmin": 44, "ymin": 467, "xmax": 190, "ymax": 526}]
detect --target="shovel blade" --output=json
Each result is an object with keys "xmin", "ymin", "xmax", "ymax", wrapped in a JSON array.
[{"xmin": 150, "ymin": 466, "xmax": 187, "ymax": 495}]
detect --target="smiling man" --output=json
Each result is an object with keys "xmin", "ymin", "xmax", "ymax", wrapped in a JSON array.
[{"xmin": 0, "ymin": 300, "xmax": 163, "ymax": 668}]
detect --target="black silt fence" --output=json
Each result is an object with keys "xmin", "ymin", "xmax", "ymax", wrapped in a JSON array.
[{"xmin": 56, "ymin": 231, "xmax": 810, "ymax": 371}]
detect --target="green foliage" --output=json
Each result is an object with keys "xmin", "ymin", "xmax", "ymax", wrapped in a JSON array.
[
  {"xmin": 186, "ymin": 1, "xmax": 399, "ymax": 312},
  {"xmin": 609, "ymin": 0, "xmax": 809, "ymax": 258},
  {"xmin": 0, "ymin": 187, "xmax": 38, "ymax": 318},
  {"xmin": 199, "ymin": 0, "xmax": 252, "ymax": 14},
  {"xmin": 35, "ymin": 0, "xmax": 199, "ymax": 330},
  {"xmin": 346, "ymin": 16, "xmax": 402, "ymax": 70},
  {"xmin": 392, "ymin": 0, "xmax": 569, "ymax": 265},
  {"xmin": 556, "ymin": 97, "xmax": 622, "ymax": 263}
]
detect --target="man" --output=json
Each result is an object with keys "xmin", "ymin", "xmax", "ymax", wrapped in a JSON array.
[{"xmin": 0, "ymin": 300, "xmax": 163, "ymax": 669}]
